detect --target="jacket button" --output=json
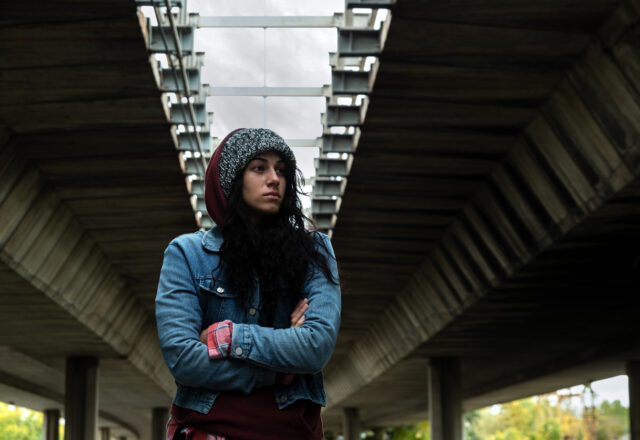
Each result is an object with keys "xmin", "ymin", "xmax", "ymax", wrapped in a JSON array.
[
  {"xmin": 280, "ymin": 395, "xmax": 287, "ymax": 403},
  {"xmin": 235, "ymin": 347, "xmax": 243, "ymax": 356},
  {"xmin": 249, "ymin": 308, "xmax": 257, "ymax": 316}
]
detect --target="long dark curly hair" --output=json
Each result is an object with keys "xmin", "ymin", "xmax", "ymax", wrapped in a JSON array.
[{"xmin": 217, "ymin": 156, "xmax": 338, "ymax": 324}]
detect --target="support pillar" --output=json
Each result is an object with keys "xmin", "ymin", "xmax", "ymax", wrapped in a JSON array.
[
  {"xmin": 342, "ymin": 407, "xmax": 360, "ymax": 440},
  {"xmin": 152, "ymin": 407, "xmax": 169, "ymax": 440},
  {"xmin": 428, "ymin": 357, "xmax": 462, "ymax": 440},
  {"xmin": 43, "ymin": 409, "xmax": 60, "ymax": 440},
  {"xmin": 100, "ymin": 427, "xmax": 110, "ymax": 440},
  {"xmin": 628, "ymin": 361, "xmax": 640, "ymax": 440},
  {"xmin": 64, "ymin": 357, "xmax": 99, "ymax": 440}
]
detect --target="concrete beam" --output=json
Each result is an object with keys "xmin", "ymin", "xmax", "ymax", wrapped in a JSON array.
[
  {"xmin": 322, "ymin": 3, "xmax": 640, "ymax": 410},
  {"xmin": 193, "ymin": 198, "xmax": 206, "ymax": 213},
  {"xmin": 313, "ymin": 213, "xmax": 336, "ymax": 230},
  {"xmin": 322, "ymin": 133, "xmax": 357, "ymax": 153},
  {"xmin": 65, "ymin": 357, "xmax": 98, "ymax": 440},
  {"xmin": 429, "ymin": 358, "xmax": 462, "ymax": 440},
  {"xmin": 178, "ymin": 131, "xmax": 211, "ymax": 152},
  {"xmin": 342, "ymin": 407, "xmax": 360, "ymax": 440},
  {"xmin": 287, "ymin": 138, "xmax": 322, "ymax": 148},
  {"xmin": 135, "ymin": 0, "xmax": 185, "ymax": 7},
  {"xmin": 330, "ymin": 52, "xmax": 365, "ymax": 70},
  {"xmin": 44, "ymin": 409, "xmax": 60, "ymax": 440},
  {"xmin": 312, "ymin": 197, "xmax": 341, "ymax": 215},
  {"xmin": 197, "ymin": 15, "xmax": 342, "ymax": 28},
  {"xmin": 187, "ymin": 179, "xmax": 205, "ymax": 195},
  {"xmin": 315, "ymin": 156, "xmax": 353, "ymax": 177},
  {"xmin": 183, "ymin": 156, "xmax": 207, "ymax": 175},
  {"xmin": 209, "ymin": 86, "xmax": 331, "ymax": 97},
  {"xmin": 170, "ymin": 103, "xmax": 206, "ymax": 125},
  {"xmin": 628, "ymin": 360, "xmax": 640, "ymax": 440},
  {"xmin": 149, "ymin": 26, "xmax": 194, "ymax": 53},
  {"xmin": 313, "ymin": 178, "xmax": 347, "ymax": 197},
  {"xmin": 0, "ymin": 140, "xmax": 174, "ymax": 400},
  {"xmin": 324, "ymin": 105, "xmax": 362, "ymax": 126},
  {"xmin": 160, "ymin": 67, "xmax": 201, "ymax": 93},
  {"xmin": 332, "ymin": 70, "xmax": 371, "ymax": 95},
  {"xmin": 338, "ymin": 29, "xmax": 381, "ymax": 56},
  {"xmin": 151, "ymin": 407, "xmax": 169, "ymax": 440},
  {"xmin": 346, "ymin": 0, "xmax": 396, "ymax": 7},
  {"xmin": 183, "ymin": 52, "xmax": 205, "ymax": 69}
]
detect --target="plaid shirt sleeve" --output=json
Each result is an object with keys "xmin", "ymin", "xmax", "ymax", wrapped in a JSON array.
[{"xmin": 206, "ymin": 320, "xmax": 233, "ymax": 359}]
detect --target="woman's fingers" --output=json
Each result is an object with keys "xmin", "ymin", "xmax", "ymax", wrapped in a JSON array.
[
  {"xmin": 200, "ymin": 328, "xmax": 208, "ymax": 344},
  {"xmin": 290, "ymin": 298, "xmax": 308, "ymax": 327}
]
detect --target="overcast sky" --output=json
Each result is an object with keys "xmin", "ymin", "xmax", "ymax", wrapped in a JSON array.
[{"xmin": 187, "ymin": 0, "xmax": 344, "ymax": 186}]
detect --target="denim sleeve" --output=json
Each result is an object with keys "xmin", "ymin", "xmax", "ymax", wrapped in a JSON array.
[
  {"xmin": 155, "ymin": 241, "xmax": 276, "ymax": 391},
  {"xmin": 230, "ymin": 233, "xmax": 342, "ymax": 374}
]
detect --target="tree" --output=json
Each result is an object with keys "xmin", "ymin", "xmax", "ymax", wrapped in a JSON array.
[
  {"xmin": 597, "ymin": 400, "xmax": 629, "ymax": 440},
  {"xmin": 0, "ymin": 403, "xmax": 42, "ymax": 440}
]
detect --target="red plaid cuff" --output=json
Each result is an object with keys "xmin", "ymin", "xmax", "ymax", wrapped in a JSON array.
[{"xmin": 206, "ymin": 320, "xmax": 233, "ymax": 359}]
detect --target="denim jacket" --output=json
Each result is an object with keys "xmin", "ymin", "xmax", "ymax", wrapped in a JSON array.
[{"xmin": 155, "ymin": 227, "xmax": 341, "ymax": 414}]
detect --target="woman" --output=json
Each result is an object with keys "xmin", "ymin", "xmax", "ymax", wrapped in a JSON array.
[{"xmin": 155, "ymin": 128, "xmax": 341, "ymax": 440}]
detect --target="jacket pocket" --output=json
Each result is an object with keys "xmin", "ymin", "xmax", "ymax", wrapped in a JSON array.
[
  {"xmin": 199, "ymin": 277, "xmax": 237, "ymax": 298},
  {"xmin": 198, "ymin": 277, "xmax": 241, "ymax": 323}
]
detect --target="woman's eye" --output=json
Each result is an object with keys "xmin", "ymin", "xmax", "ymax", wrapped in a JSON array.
[{"xmin": 276, "ymin": 168, "xmax": 285, "ymax": 175}]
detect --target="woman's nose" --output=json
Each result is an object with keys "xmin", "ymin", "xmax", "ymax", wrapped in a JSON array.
[{"xmin": 266, "ymin": 168, "xmax": 280, "ymax": 185}]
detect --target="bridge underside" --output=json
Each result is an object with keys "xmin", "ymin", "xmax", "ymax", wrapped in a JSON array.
[
  {"xmin": 1, "ymin": 1, "xmax": 196, "ymax": 437},
  {"xmin": 322, "ymin": 0, "xmax": 640, "ymax": 431}
]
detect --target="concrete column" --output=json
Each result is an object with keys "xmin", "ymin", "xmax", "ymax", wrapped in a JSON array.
[
  {"xmin": 628, "ymin": 361, "xmax": 640, "ymax": 440},
  {"xmin": 43, "ymin": 409, "xmax": 60, "ymax": 440},
  {"xmin": 342, "ymin": 407, "xmax": 360, "ymax": 440},
  {"xmin": 428, "ymin": 357, "xmax": 462, "ymax": 440},
  {"xmin": 151, "ymin": 407, "xmax": 169, "ymax": 440},
  {"xmin": 99, "ymin": 427, "xmax": 110, "ymax": 440},
  {"xmin": 64, "ymin": 357, "xmax": 99, "ymax": 440}
]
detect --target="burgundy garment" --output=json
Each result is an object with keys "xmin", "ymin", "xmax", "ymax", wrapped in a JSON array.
[
  {"xmin": 204, "ymin": 128, "xmax": 242, "ymax": 227},
  {"xmin": 170, "ymin": 386, "xmax": 323, "ymax": 440}
]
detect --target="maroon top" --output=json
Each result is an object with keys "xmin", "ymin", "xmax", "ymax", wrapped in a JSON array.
[
  {"xmin": 204, "ymin": 128, "xmax": 243, "ymax": 227},
  {"xmin": 170, "ymin": 386, "xmax": 323, "ymax": 440}
]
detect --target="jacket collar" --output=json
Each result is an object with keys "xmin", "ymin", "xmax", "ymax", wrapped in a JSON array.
[{"xmin": 202, "ymin": 226, "xmax": 223, "ymax": 252}]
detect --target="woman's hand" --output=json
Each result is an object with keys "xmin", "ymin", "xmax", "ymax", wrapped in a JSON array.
[
  {"xmin": 200, "ymin": 328, "xmax": 208, "ymax": 344},
  {"xmin": 290, "ymin": 298, "xmax": 308, "ymax": 327},
  {"xmin": 276, "ymin": 298, "xmax": 309, "ymax": 385}
]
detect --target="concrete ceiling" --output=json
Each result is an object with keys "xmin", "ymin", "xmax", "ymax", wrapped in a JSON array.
[
  {"xmin": 0, "ymin": 1, "xmax": 196, "ymax": 437},
  {"xmin": 321, "ymin": 0, "xmax": 640, "ymax": 432}
]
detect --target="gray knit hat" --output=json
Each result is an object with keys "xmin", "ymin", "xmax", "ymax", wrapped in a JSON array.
[{"xmin": 217, "ymin": 128, "xmax": 296, "ymax": 198}]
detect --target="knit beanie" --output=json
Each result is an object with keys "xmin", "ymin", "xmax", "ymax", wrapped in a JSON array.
[{"xmin": 204, "ymin": 128, "xmax": 296, "ymax": 227}]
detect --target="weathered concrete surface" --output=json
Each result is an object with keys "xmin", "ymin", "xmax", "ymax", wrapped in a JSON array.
[
  {"xmin": 322, "ymin": 0, "xmax": 640, "ymax": 431},
  {"xmin": 0, "ymin": 1, "xmax": 195, "ymax": 437}
]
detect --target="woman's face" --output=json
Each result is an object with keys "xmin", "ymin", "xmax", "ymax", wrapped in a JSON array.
[{"xmin": 242, "ymin": 151, "xmax": 286, "ymax": 220}]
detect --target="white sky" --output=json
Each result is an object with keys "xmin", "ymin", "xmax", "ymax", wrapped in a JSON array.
[{"xmin": 187, "ymin": 0, "xmax": 344, "ymax": 193}]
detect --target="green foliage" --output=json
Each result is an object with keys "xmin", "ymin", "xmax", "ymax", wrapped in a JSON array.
[
  {"xmin": 464, "ymin": 394, "xmax": 629, "ymax": 440},
  {"xmin": 0, "ymin": 403, "xmax": 43, "ymax": 440},
  {"xmin": 597, "ymin": 400, "xmax": 628, "ymax": 440},
  {"xmin": 362, "ymin": 421, "xmax": 430, "ymax": 440},
  {"xmin": 353, "ymin": 393, "xmax": 630, "ymax": 440}
]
